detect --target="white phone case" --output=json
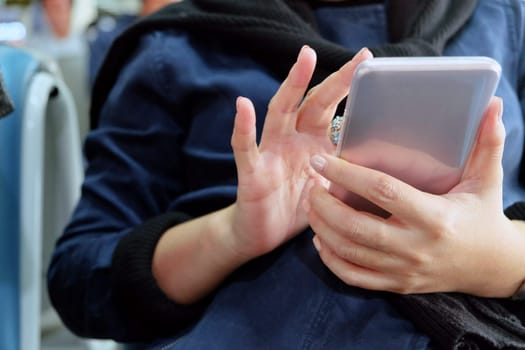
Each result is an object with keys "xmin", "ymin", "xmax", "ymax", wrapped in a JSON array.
[{"xmin": 329, "ymin": 56, "xmax": 501, "ymax": 216}]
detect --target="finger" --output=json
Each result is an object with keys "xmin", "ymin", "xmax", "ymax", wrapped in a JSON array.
[
  {"xmin": 310, "ymin": 221, "xmax": 407, "ymax": 273},
  {"xmin": 231, "ymin": 96, "xmax": 259, "ymax": 174},
  {"xmin": 308, "ymin": 183, "xmax": 412, "ymax": 257},
  {"xmin": 310, "ymin": 154, "xmax": 441, "ymax": 227},
  {"xmin": 262, "ymin": 45, "xmax": 317, "ymax": 138},
  {"xmin": 314, "ymin": 239, "xmax": 414, "ymax": 293},
  {"xmin": 460, "ymin": 97, "xmax": 505, "ymax": 194},
  {"xmin": 296, "ymin": 48, "xmax": 373, "ymax": 134}
]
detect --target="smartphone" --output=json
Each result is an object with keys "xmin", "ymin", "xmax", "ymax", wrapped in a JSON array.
[{"xmin": 329, "ymin": 56, "xmax": 501, "ymax": 217}]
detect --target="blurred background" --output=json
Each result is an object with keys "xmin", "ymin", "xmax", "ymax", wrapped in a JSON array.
[
  {"xmin": 0, "ymin": 0, "xmax": 145, "ymax": 136},
  {"xmin": 0, "ymin": 1, "xmax": 175, "ymax": 349}
]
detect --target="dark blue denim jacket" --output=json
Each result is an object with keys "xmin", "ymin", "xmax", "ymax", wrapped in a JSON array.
[{"xmin": 48, "ymin": 1, "xmax": 525, "ymax": 349}]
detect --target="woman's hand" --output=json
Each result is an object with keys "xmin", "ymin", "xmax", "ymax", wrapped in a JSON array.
[
  {"xmin": 154, "ymin": 47, "xmax": 372, "ymax": 304},
  {"xmin": 306, "ymin": 97, "xmax": 525, "ymax": 298},
  {"xmin": 227, "ymin": 46, "xmax": 373, "ymax": 260}
]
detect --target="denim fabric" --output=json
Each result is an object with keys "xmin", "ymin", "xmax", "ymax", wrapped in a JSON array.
[
  {"xmin": 148, "ymin": 233, "xmax": 428, "ymax": 350},
  {"xmin": 48, "ymin": 0, "xmax": 525, "ymax": 347}
]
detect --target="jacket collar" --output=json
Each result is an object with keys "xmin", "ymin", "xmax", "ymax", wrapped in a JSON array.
[{"xmin": 90, "ymin": 0, "xmax": 477, "ymax": 128}]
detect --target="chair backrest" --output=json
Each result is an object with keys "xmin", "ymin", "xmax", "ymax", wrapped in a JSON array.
[
  {"xmin": 0, "ymin": 44, "xmax": 39, "ymax": 350},
  {"xmin": 0, "ymin": 44, "xmax": 83, "ymax": 350}
]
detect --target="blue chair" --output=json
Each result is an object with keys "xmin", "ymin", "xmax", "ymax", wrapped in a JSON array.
[{"xmin": 0, "ymin": 44, "xmax": 83, "ymax": 350}]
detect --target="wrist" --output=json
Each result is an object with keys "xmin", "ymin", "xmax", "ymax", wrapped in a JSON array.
[
  {"xmin": 463, "ymin": 218, "xmax": 525, "ymax": 298},
  {"xmin": 152, "ymin": 206, "xmax": 253, "ymax": 304},
  {"xmin": 207, "ymin": 205, "xmax": 254, "ymax": 268},
  {"xmin": 510, "ymin": 220, "xmax": 525, "ymax": 299}
]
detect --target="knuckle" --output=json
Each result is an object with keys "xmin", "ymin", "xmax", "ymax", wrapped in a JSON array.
[
  {"xmin": 408, "ymin": 250, "xmax": 431, "ymax": 268},
  {"xmin": 372, "ymin": 227, "xmax": 388, "ymax": 251},
  {"xmin": 341, "ymin": 216, "xmax": 390, "ymax": 252},
  {"xmin": 340, "ymin": 246, "xmax": 360, "ymax": 263},
  {"xmin": 342, "ymin": 216, "xmax": 366, "ymax": 241},
  {"xmin": 430, "ymin": 210, "xmax": 456, "ymax": 240},
  {"xmin": 267, "ymin": 96, "xmax": 279, "ymax": 114},
  {"xmin": 304, "ymin": 85, "xmax": 318, "ymax": 99},
  {"xmin": 368, "ymin": 175, "xmax": 399, "ymax": 203},
  {"xmin": 393, "ymin": 274, "xmax": 421, "ymax": 295},
  {"xmin": 230, "ymin": 134, "xmax": 241, "ymax": 150}
]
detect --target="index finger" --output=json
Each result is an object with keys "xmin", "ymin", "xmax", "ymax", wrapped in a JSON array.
[
  {"xmin": 310, "ymin": 154, "xmax": 443, "ymax": 227},
  {"xmin": 296, "ymin": 48, "xmax": 373, "ymax": 134},
  {"xmin": 262, "ymin": 45, "xmax": 317, "ymax": 138}
]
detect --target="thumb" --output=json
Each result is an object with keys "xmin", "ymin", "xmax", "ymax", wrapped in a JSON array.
[{"xmin": 461, "ymin": 96, "xmax": 505, "ymax": 192}]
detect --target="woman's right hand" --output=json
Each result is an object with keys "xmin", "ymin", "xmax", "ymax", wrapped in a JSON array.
[
  {"xmin": 227, "ymin": 46, "xmax": 373, "ymax": 260},
  {"xmin": 153, "ymin": 47, "xmax": 372, "ymax": 304}
]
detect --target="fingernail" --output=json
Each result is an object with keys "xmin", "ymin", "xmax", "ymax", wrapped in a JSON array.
[
  {"xmin": 356, "ymin": 47, "xmax": 373, "ymax": 60},
  {"xmin": 310, "ymin": 155, "xmax": 327, "ymax": 172},
  {"xmin": 299, "ymin": 45, "xmax": 311, "ymax": 58},
  {"xmin": 313, "ymin": 236, "xmax": 322, "ymax": 252}
]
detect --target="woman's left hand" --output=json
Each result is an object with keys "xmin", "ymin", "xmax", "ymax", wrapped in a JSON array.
[{"xmin": 306, "ymin": 97, "xmax": 525, "ymax": 298}]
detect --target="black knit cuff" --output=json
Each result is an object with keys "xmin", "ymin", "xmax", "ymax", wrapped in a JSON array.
[
  {"xmin": 390, "ymin": 293, "xmax": 525, "ymax": 349},
  {"xmin": 111, "ymin": 211, "xmax": 208, "ymax": 341},
  {"xmin": 390, "ymin": 294, "xmax": 461, "ymax": 349},
  {"xmin": 504, "ymin": 202, "xmax": 525, "ymax": 221}
]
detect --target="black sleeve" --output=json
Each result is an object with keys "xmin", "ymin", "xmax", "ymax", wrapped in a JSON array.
[
  {"xmin": 505, "ymin": 202, "xmax": 525, "ymax": 221},
  {"xmin": 111, "ymin": 211, "xmax": 211, "ymax": 341}
]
